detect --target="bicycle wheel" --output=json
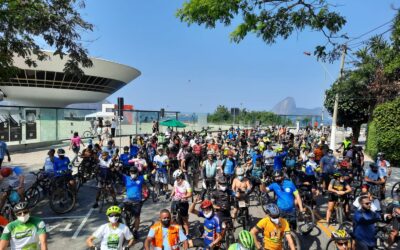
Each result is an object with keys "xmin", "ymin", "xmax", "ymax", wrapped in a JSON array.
[
  {"xmin": 99, "ymin": 189, "xmax": 107, "ymax": 213},
  {"xmin": 336, "ymin": 206, "xmax": 344, "ymax": 225},
  {"xmin": 391, "ymin": 182, "xmax": 400, "ymax": 198},
  {"xmin": 25, "ymin": 186, "xmax": 40, "ymax": 208},
  {"xmin": 283, "ymin": 231, "xmax": 301, "ymax": 250},
  {"xmin": 74, "ymin": 174, "xmax": 84, "ymax": 192},
  {"xmin": 260, "ymin": 193, "xmax": 271, "ymax": 214},
  {"xmin": 83, "ymin": 131, "xmax": 93, "ymax": 138},
  {"xmin": 49, "ymin": 187, "xmax": 76, "ymax": 214},
  {"xmin": 298, "ymin": 205, "xmax": 315, "ymax": 235}
]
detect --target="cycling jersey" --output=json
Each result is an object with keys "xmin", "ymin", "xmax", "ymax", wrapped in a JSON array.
[
  {"xmin": 1, "ymin": 216, "xmax": 46, "ymax": 250},
  {"xmin": 304, "ymin": 161, "xmax": 318, "ymax": 176},
  {"xmin": 124, "ymin": 175, "xmax": 146, "ymax": 202},
  {"xmin": 198, "ymin": 211, "xmax": 221, "ymax": 247},
  {"xmin": 228, "ymin": 243, "xmax": 248, "ymax": 250},
  {"xmin": 92, "ymin": 223, "xmax": 133, "ymax": 250},
  {"xmin": 172, "ymin": 180, "xmax": 192, "ymax": 201},
  {"xmin": 273, "ymin": 152, "xmax": 287, "ymax": 171},
  {"xmin": 129, "ymin": 144, "xmax": 140, "ymax": 158},
  {"xmin": 365, "ymin": 169, "xmax": 384, "ymax": 181},
  {"xmin": 268, "ymin": 180, "xmax": 298, "ymax": 213},
  {"xmin": 284, "ymin": 157, "xmax": 296, "ymax": 168},
  {"xmin": 203, "ymin": 160, "xmax": 217, "ymax": 178},
  {"xmin": 119, "ymin": 153, "xmax": 130, "ymax": 167},
  {"xmin": 224, "ymin": 159, "xmax": 236, "ymax": 175},
  {"xmin": 263, "ymin": 150, "xmax": 275, "ymax": 165},
  {"xmin": 256, "ymin": 217, "xmax": 290, "ymax": 250},
  {"xmin": 0, "ymin": 167, "xmax": 23, "ymax": 189},
  {"xmin": 53, "ymin": 156, "xmax": 71, "ymax": 176},
  {"xmin": 320, "ymin": 155, "xmax": 336, "ymax": 174}
]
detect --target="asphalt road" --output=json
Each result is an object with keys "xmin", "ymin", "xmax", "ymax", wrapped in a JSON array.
[{"xmin": 21, "ymin": 165, "xmax": 398, "ymax": 250}]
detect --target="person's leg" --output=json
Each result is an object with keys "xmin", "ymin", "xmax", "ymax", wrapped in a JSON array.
[
  {"xmin": 326, "ymin": 201, "xmax": 334, "ymax": 223},
  {"xmin": 0, "ymin": 158, "xmax": 3, "ymax": 168}
]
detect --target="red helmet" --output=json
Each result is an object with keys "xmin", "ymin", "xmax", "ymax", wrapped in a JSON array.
[
  {"xmin": 0, "ymin": 168, "xmax": 12, "ymax": 178},
  {"xmin": 200, "ymin": 199, "xmax": 213, "ymax": 209},
  {"xmin": 339, "ymin": 161, "xmax": 349, "ymax": 168}
]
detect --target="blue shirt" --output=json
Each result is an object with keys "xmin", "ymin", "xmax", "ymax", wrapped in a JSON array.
[
  {"xmin": 320, "ymin": 155, "xmax": 337, "ymax": 173},
  {"xmin": 285, "ymin": 157, "xmax": 296, "ymax": 168},
  {"xmin": 0, "ymin": 141, "xmax": 7, "ymax": 159},
  {"xmin": 273, "ymin": 151, "xmax": 288, "ymax": 171},
  {"xmin": 53, "ymin": 157, "xmax": 71, "ymax": 176},
  {"xmin": 124, "ymin": 175, "xmax": 145, "ymax": 202},
  {"xmin": 365, "ymin": 169, "xmax": 383, "ymax": 181},
  {"xmin": 251, "ymin": 152, "xmax": 262, "ymax": 165},
  {"xmin": 268, "ymin": 180, "xmax": 297, "ymax": 212},
  {"xmin": 119, "ymin": 153, "xmax": 131, "ymax": 167},
  {"xmin": 130, "ymin": 145, "xmax": 140, "ymax": 158},
  {"xmin": 224, "ymin": 159, "xmax": 236, "ymax": 175},
  {"xmin": 147, "ymin": 225, "xmax": 187, "ymax": 250},
  {"xmin": 198, "ymin": 211, "xmax": 221, "ymax": 247},
  {"xmin": 353, "ymin": 209, "xmax": 381, "ymax": 247}
]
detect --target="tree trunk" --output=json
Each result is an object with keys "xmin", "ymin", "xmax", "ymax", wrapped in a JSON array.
[{"xmin": 351, "ymin": 124, "xmax": 361, "ymax": 144}]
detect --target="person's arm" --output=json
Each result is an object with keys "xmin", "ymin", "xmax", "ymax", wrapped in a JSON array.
[
  {"xmin": 294, "ymin": 190, "xmax": 304, "ymax": 212},
  {"xmin": 39, "ymin": 233, "xmax": 48, "ymax": 250},
  {"xmin": 285, "ymin": 232, "xmax": 296, "ymax": 250},
  {"xmin": 327, "ymin": 181, "xmax": 337, "ymax": 194},
  {"xmin": 144, "ymin": 237, "xmax": 152, "ymax": 250},
  {"xmin": 209, "ymin": 232, "xmax": 222, "ymax": 248},
  {"xmin": 376, "ymin": 176, "xmax": 385, "ymax": 185},
  {"xmin": 250, "ymin": 226, "xmax": 262, "ymax": 250},
  {"xmin": 0, "ymin": 240, "xmax": 9, "ymax": 250},
  {"xmin": 344, "ymin": 184, "xmax": 352, "ymax": 194},
  {"xmin": 86, "ymin": 236, "xmax": 96, "ymax": 248},
  {"xmin": 189, "ymin": 196, "xmax": 201, "ymax": 216},
  {"xmin": 5, "ymin": 147, "xmax": 10, "ymax": 162}
]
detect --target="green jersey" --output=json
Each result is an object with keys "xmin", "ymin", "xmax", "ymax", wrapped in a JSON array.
[
  {"xmin": 1, "ymin": 216, "xmax": 46, "ymax": 250},
  {"xmin": 228, "ymin": 243, "xmax": 250, "ymax": 250}
]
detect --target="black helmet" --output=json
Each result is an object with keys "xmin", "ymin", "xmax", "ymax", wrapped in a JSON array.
[
  {"xmin": 129, "ymin": 166, "xmax": 138, "ymax": 173},
  {"xmin": 13, "ymin": 201, "xmax": 29, "ymax": 213},
  {"xmin": 265, "ymin": 203, "xmax": 280, "ymax": 218},
  {"xmin": 57, "ymin": 148, "xmax": 65, "ymax": 155},
  {"xmin": 272, "ymin": 170, "xmax": 283, "ymax": 178}
]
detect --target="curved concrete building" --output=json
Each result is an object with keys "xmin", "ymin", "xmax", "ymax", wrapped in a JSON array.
[{"xmin": 0, "ymin": 51, "xmax": 141, "ymax": 107}]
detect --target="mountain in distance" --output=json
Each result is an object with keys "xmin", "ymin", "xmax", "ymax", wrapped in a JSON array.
[{"xmin": 271, "ymin": 97, "xmax": 331, "ymax": 119}]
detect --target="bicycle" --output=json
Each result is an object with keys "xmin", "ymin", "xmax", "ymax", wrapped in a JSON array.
[
  {"xmin": 220, "ymin": 217, "xmax": 235, "ymax": 249},
  {"xmin": 171, "ymin": 199, "xmax": 188, "ymax": 233},
  {"xmin": 24, "ymin": 170, "xmax": 53, "ymax": 208},
  {"xmin": 49, "ymin": 171, "xmax": 76, "ymax": 214},
  {"xmin": 283, "ymin": 231, "xmax": 301, "ymax": 250},
  {"xmin": 97, "ymin": 180, "xmax": 116, "ymax": 213},
  {"xmin": 151, "ymin": 167, "xmax": 168, "ymax": 202},
  {"xmin": 330, "ymin": 195, "xmax": 346, "ymax": 225},
  {"xmin": 391, "ymin": 181, "xmax": 400, "ymax": 198},
  {"xmin": 0, "ymin": 186, "xmax": 21, "ymax": 222},
  {"xmin": 236, "ymin": 195, "xmax": 250, "ymax": 230},
  {"xmin": 120, "ymin": 201, "xmax": 140, "ymax": 234}
]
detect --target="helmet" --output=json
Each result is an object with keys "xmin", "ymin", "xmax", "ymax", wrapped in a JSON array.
[
  {"xmin": 123, "ymin": 146, "xmax": 129, "ymax": 151},
  {"xmin": 217, "ymin": 176, "xmax": 228, "ymax": 185},
  {"xmin": 321, "ymin": 136, "xmax": 326, "ymax": 141},
  {"xmin": 377, "ymin": 152, "xmax": 385, "ymax": 157},
  {"xmin": 331, "ymin": 229, "xmax": 349, "ymax": 239},
  {"xmin": 13, "ymin": 201, "xmax": 28, "ymax": 213},
  {"xmin": 369, "ymin": 163, "xmax": 378, "ymax": 169},
  {"xmin": 129, "ymin": 166, "xmax": 138, "ymax": 173},
  {"xmin": 207, "ymin": 150, "xmax": 215, "ymax": 156},
  {"xmin": 272, "ymin": 170, "xmax": 283, "ymax": 178},
  {"xmin": 254, "ymin": 146, "xmax": 260, "ymax": 151},
  {"xmin": 200, "ymin": 199, "xmax": 213, "ymax": 209},
  {"xmin": 173, "ymin": 169, "xmax": 183, "ymax": 179},
  {"xmin": 339, "ymin": 161, "xmax": 349, "ymax": 168},
  {"xmin": 0, "ymin": 167, "xmax": 12, "ymax": 178},
  {"xmin": 333, "ymin": 171, "xmax": 342, "ymax": 178},
  {"xmin": 238, "ymin": 230, "xmax": 255, "ymax": 249},
  {"xmin": 106, "ymin": 206, "xmax": 121, "ymax": 216},
  {"xmin": 265, "ymin": 203, "xmax": 280, "ymax": 218},
  {"xmin": 57, "ymin": 148, "xmax": 65, "ymax": 155},
  {"xmin": 276, "ymin": 147, "xmax": 283, "ymax": 153},
  {"xmin": 235, "ymin": 168, "xmax": 245, "ymax": 176},
  {"xmin": 308, "ymin": 153, "xmax": 315, "ymax": 158}
]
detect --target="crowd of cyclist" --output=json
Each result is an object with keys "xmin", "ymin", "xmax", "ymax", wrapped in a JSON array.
[{"xmin": 0, "ymin": 125, "xmax": 398, "ymax": 250}]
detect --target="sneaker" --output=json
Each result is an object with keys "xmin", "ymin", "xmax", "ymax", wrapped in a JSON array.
[
  {"xmin": 92, "ymin": 202, "xmax": 99, "ymax": 208},
  {"xmin": 133, "ymin": 230, "xmax": 139, "ymax": 240}
]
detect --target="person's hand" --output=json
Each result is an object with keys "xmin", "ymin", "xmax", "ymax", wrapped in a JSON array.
[
  {"xmin": 7, "ymin": 156, "xmax": 11, "ymax": 162},
  {"xmin": 194, "ymin": 195, "xmax": 202, "ymax": 204}
]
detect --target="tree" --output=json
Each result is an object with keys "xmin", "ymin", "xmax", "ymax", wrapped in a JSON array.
[
  {"xmin": 0, "ymin": 0, "xmax": 93, "ymax": 80},
  {"xmin": 176, "ymin": 0, "xmax": 347, "ymax": 61},
  {"xmin": 324, "ymin": 71, "xmax": 371, "ymax": 142},
  {"xmin": 208, "ymin": 105, "xmax": 232, "ymax": 123}
]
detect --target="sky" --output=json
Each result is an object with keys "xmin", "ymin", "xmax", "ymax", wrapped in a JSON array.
[{"xmin": 53, "ymin": 0, "xmax": 397, "ymax": 113}]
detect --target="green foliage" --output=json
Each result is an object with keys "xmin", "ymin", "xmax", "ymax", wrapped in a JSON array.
[
  {"xmin": 0, "ymin": 0, "xmax": 93, "ymax": 80},
  {"xmin": 369, "ymin": 97, "xmax": 400, "ymax": 164},
  {"xmin": 207, "ymin": 105, "xmax": 292, "ymax": 126},
  {"xmin": 365, "ymin": 120, "xmax": 378, "ymax": 160},
  {"xmin": 176, "ymin": 0, "xmax": 346, "ymax": 62}
]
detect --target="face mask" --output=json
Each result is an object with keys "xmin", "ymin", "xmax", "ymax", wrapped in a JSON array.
[
  {"xmin": 238, "ymin": 176, "xmax": 244, "ymax": 181},
  {"xmin": 270, "ymin": 217, "xmax": 280, "ymax": 224},
  {"xmin": 161, "ymin": 219, "xmax": 171, "ymax": 227},
  {"xmin": 219, "ymin": 186, "xmax": 227, "ymax": 191},
  {"xmin": 131, "ymin": 174, "xmax": 137, "ymax": 179},
  {"xmin": 328, "ymin": 153, "xmax": 333, "ymax": 156},
  {"xmin": 17, "ymin": 214, "xmax": 30, "ymax": 223},
  {"xmin": 108, "ymin": 216, "xmax": 119, "ymax": 224},
  {"xmin": 204, "ymin": 211, "xmax": 213, "ymax": 218}
]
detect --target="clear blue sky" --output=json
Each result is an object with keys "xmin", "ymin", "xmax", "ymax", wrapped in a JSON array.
[{"xmin": 68, "ymin": 0, "xmax": 396, "ymax": 112}]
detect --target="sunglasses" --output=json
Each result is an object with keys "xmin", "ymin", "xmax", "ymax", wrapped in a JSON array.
[
  {"xmin": 108, "ymin": 214, "xmax": 120, "ymax": 217},
  {"xmin": 16, "ymin": 211, "xmax": 29, "ymax": 216},
  {"xmin": 336, "ymin": 241, "xmax": 348, "ymax": 246},
  {"xmin": 363, "ymin": 202, "xmax": 371, "ymax": 206}
]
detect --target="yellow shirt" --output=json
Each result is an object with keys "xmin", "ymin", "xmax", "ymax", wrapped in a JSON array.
[{"xmin": 256, "ymin": 217, "xmax": 290, "ymax": 250}]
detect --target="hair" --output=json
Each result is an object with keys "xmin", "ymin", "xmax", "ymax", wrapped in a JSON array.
[
  {"xmin": 160, "ymin": 209, "xmax": 171, "ymax": 216},
  {"xmin": 74, "ymin": 132, "xmax": 78, "ymax": 137},
  {"xmin": 359, "ymin": 195, "xmax": 370, "ymax": 204}
]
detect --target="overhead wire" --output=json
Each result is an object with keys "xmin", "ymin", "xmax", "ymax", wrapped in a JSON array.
[{"xmin": 347, "ymin": 18, "xmax": 395, "ymax": 43}]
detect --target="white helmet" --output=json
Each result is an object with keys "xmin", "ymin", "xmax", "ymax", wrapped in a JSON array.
[
  {"xmin": 173, "ymin": 169, "xmax": 183, "ymax": 179},
  {"xmin": 308, "ymin": 153, "xmax": 315, "ymax": 158},
  {"xmin": 236, "ymin": 167, "xmax": 245, "ymax": 176}
]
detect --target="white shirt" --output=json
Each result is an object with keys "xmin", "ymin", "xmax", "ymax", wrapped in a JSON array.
[
  {"xmin": 353, "ymin": 197, "xmax": 381, "ymax": 212},
  {"xmin": 153, "ymin": 155, "xmax": 168, "ymax": 165},
  {"xmin": 93, "ymin": 223, "xmax": 133, "ymax": 250}
]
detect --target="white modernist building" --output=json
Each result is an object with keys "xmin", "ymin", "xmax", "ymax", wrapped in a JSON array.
[{"xmin": 0, "ymin": 51, "xmax": 141, "ymax": 107}]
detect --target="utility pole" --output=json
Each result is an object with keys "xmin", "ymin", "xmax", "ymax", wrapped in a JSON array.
[{"xmin": 330, "ymin": 44, "xmax": 347, "ymax": 150}]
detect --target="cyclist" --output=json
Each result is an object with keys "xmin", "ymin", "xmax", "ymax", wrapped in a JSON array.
[
  {"xmin": 319, "ymin": 149, "xmax": 337, "ymax": 193},
  {"xmin": 273, "ymin": 148, "xmax": 287, "ymax": 171},
  {"xmin": 376, "ymin": 152, "xmax": 391, "ymax": 177},
  {"xmin": 43, "ymin": 148, "xmax": 56, "ymax": 173},
  {"xmin": 145, "ymin": 209, "xmax": 188, "ymax": 250},
  {"xmin": 364, "ymin": 163, "xmax": 385, "ymax": 199},
  {"xmin": 93, "ymin": 151, "xmax": 118, "ymax": 209},
  {"xmin": 153, "ymin": 147, "xmax": 169, "ymax": 193},
  {"xmin": 0, "ymin": 201, "xmax": 47, "ymax": 250},
  {"xmin": 353, "ymin": 195, "xmax": 381, "ymax": 250},
  {"xmin": 128, "ymin": 152, "xmax": 147, "ymax": 174},
  {"xmin": 189, "ymin": 197, "xmax": 222, "ymax": 249},
  {"xmin": 263, "ymin": 170, "xmax": 304, "ymax": 229},
  {"xmin": 249, "ymin": 156, "xmax": 265, "ymax": 192},
  {"xmin": 232, "ymin": 167, "xmax": 252, "ymax": 220},
  {"xmin": 53, "ymin": 148, "xmax": 76, "ymax": 190},
  {"xmin": 119, "ymin": 146, "xmax": 131, "ymax": 170},
  {"xmin": 283, "ymin": 149, "xmax": 296, "ymax": 178},
  {"xmin": 250, "ymin": 203, "xmax": 295, "ymax": 250},
  {"xmin": 384, "ymin": 195, "xmax": 400, "ymax": 247},
  {"xmin": 122, "ymin": 166, "xmax": 147, "ymax": 239},
  {"xmin": 201, "ymin": 151, "xmax": 218, "ymax": 199},
  {"xmin": 336, "ymin": 136, "xmax": 352, "ymax": 157},
  {"xmin": 0, "ymin": 166, "xmax": 25, "ymax": 209},
  {"xmin": 0, "ymin": 139, "xmax": 11, "ymax": 168},
  {"xmin": 330, "ymin": 229, "xmax": 351, "ymax": 250},
  {"xmin": 211, "ymin": 176, "xmax": 234, "ymax": 236},
  {"xmin": 263, "ymin": 144, "xmax": 276, "ymax": 171},
  {"xmin": 228, "ymin": 230, "xmax": 255, "ymax": 250},
  {"xmin": 86, "ymin": 206, "xmax": 134, "ymax": 250},
  {"xmin": 69, "ymin": 131, "xmax": 85, "ymax": 165},
  {"xmin": 326, "ymin": 171, "xmax": 352, "ymax": 224},
  {"xmin": 170, "ymin": 169, "xmax": 192, "ymax": 235},
  {"xmin": 223, "ymin": 151, "xmax": 236, "ymax": 184}
]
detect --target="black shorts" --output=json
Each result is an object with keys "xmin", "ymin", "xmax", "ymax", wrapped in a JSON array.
[
  {"xmin": 129, "ymin": 202, "xmax": 142, "ymax": 217},
  {"xmin": 328, "ymin": 194, "xmax": 349, "ymax": 203},
  {"xmin": 171, "ymin": 201, "xmax": 189, "ymax": 218}
]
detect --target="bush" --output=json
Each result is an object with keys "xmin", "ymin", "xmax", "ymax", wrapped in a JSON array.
[
  {"xmin": 365, "ymin": 120, "xmax": 378, "ymax": 159},
  {"xmin": 367, "ymin": 97, "xmax": 400, "ymax": 164}
]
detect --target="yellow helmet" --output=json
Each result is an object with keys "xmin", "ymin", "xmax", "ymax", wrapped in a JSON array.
[
  {"xmin": 331, "ymin": 229, "xmax": 349, "ymax": 239},
  {"xmin": 106, "ymin": 206, "xmax": 121, "ymax": 216}
]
